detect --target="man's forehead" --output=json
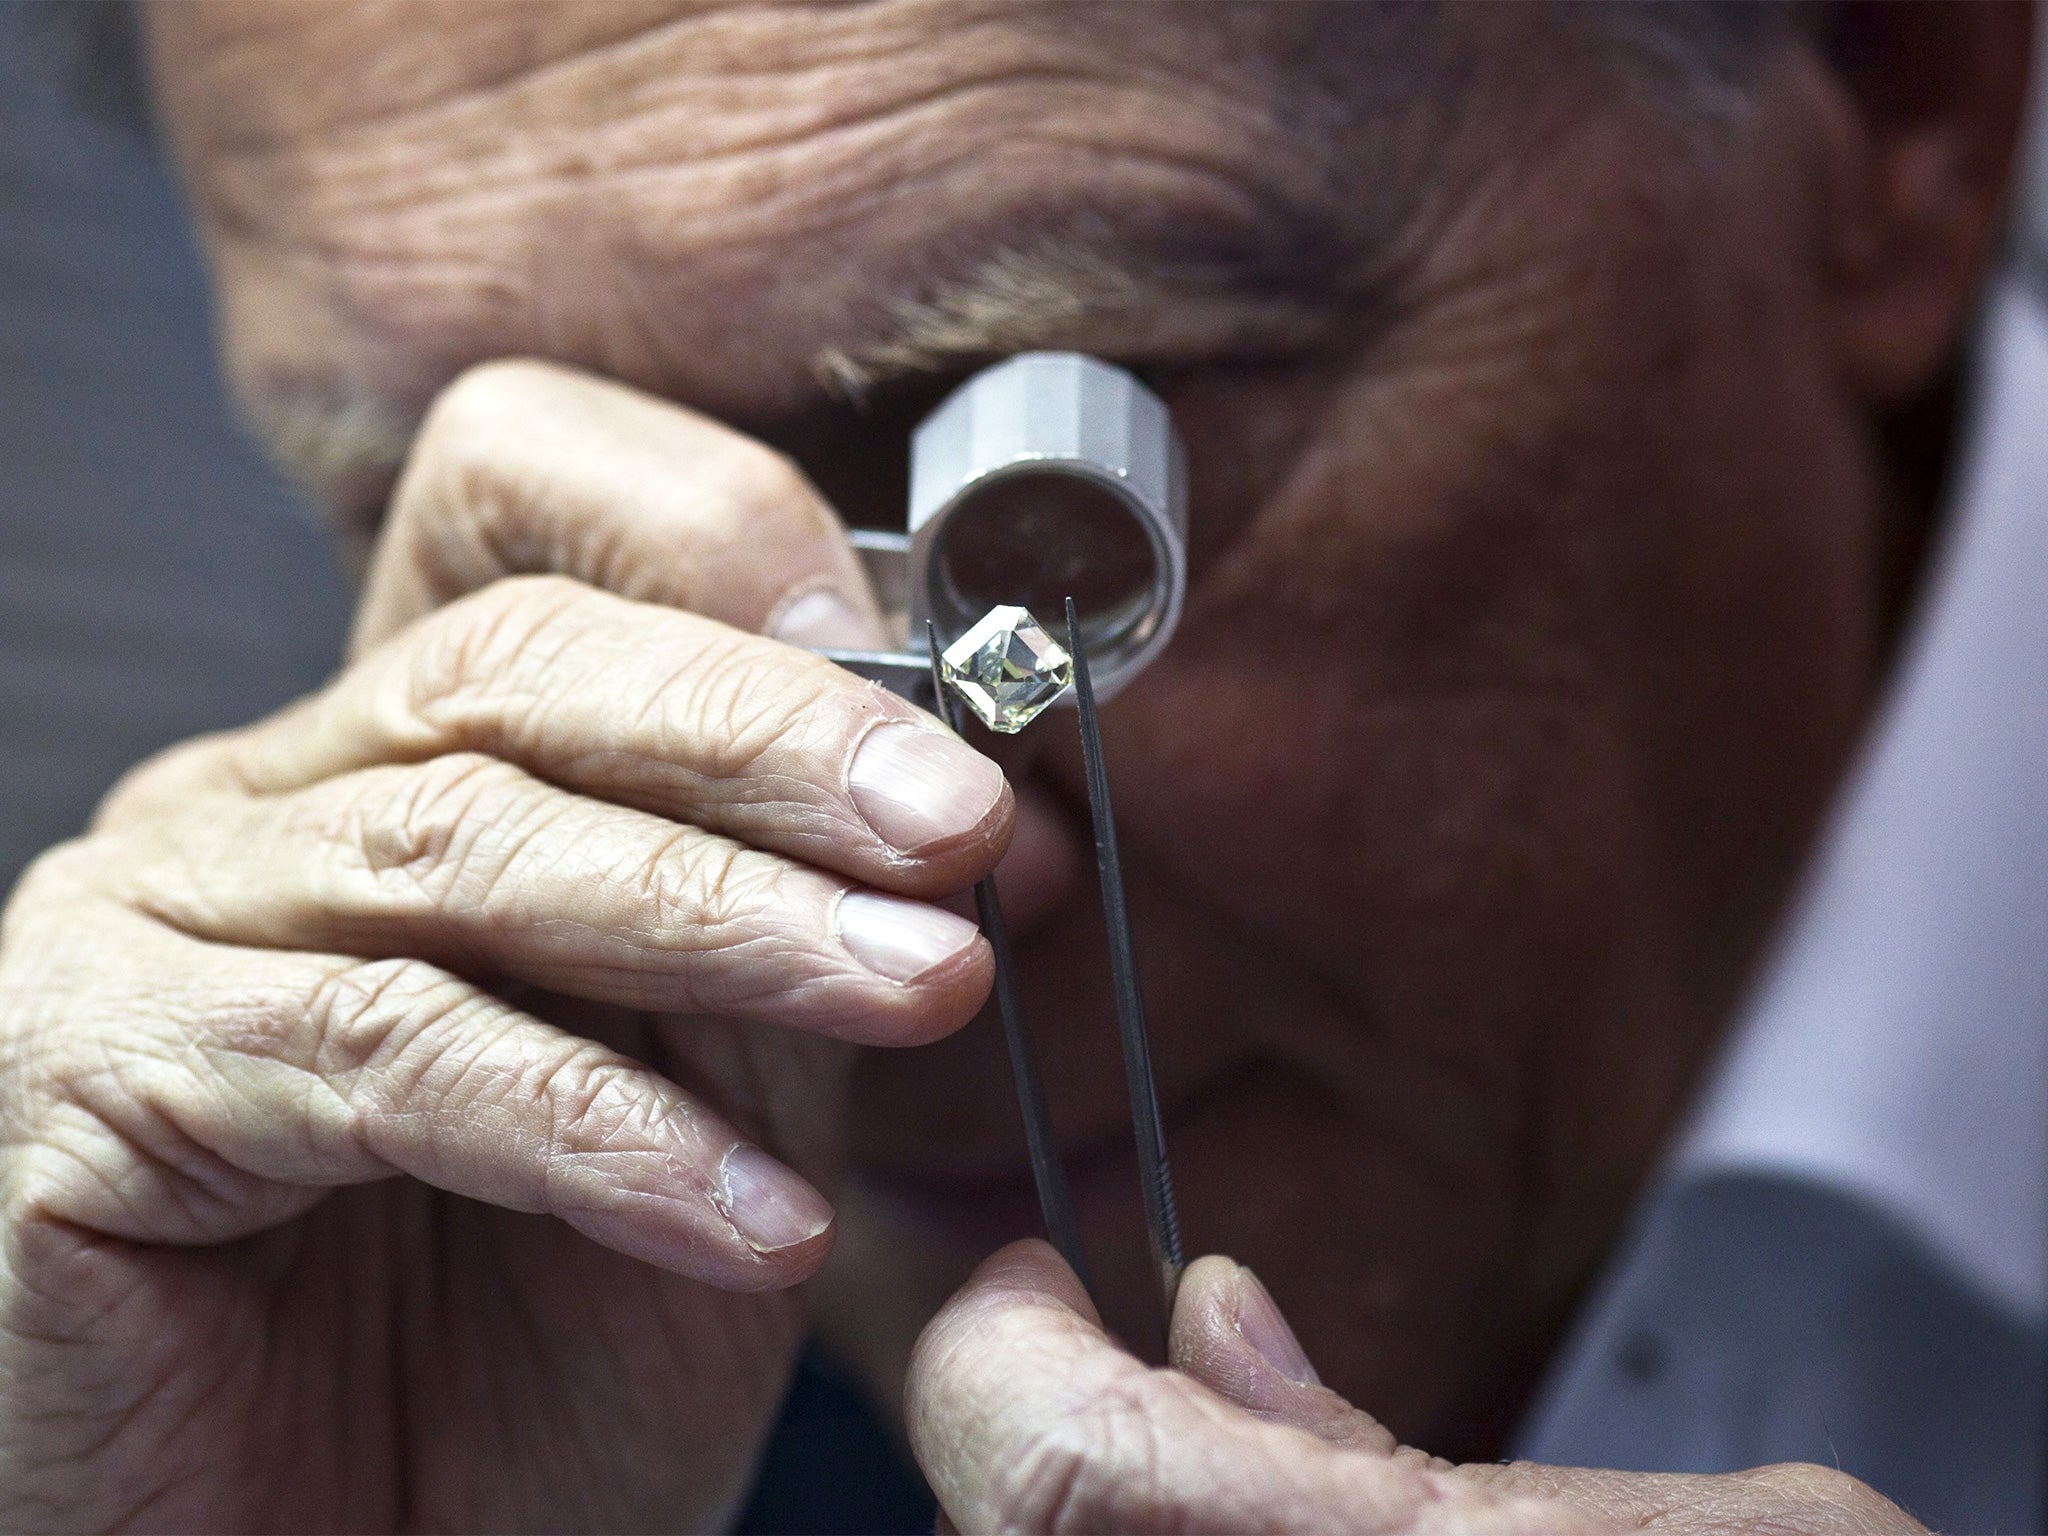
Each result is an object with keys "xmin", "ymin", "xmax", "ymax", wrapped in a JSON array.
[
  {"xmin": 156, "ymin": 2, "xmax": 1458, "ymax": 161},
  {"xmin": 150, "ymin": 2, "xmax": 1582, "ymax": 511}
]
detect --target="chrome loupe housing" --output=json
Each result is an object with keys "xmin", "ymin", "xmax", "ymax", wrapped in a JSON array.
[
  {"xmin": 906, "ymin": 352, "xmax": 1186, "ymax": 701},
  {"xmin": 824, "ymin": 352, "xmax": 1187, "ymax": 709}
]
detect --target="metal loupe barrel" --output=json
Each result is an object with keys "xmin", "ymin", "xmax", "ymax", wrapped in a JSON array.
[
  {"xmin": 818, "ymin": 353, "xmax": 1186, "ymax": 707},
  {"xmin": 907, "ymin": 352, "xmax": 1186, "ymax": 701}
]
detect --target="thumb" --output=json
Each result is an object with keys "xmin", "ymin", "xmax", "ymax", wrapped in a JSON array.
[
  {"xmin": 1171, "ymin": 1260, "xmax": 1926, "ymax": 1535},
  {"xmin": 1170, "ymin": 1255, "xmax": 1399, "ymax": 1455},
  {"xmin": 909, "ymin": 1242, "xmax": 1579, "ymax": 1534}
]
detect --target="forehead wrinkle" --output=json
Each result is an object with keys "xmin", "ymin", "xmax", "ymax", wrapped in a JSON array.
[
  {"xmin": 806, "ymin": 194, "xmax": 1386, "ymax": 401},
  {"xmin": 787, "ymin": 25, "xmax": 1463, "ymax": 400}
]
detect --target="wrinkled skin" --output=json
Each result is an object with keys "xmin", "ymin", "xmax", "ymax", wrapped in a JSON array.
[
  {"xmin": 908, "ymin": 1241, "xmax": 1924, "ymax": 1534},
  {"xmin": 0, "ymin": 363, "xmax": 1018, "ymax": 1531},
  {"xmin": 0, "ymin": 1, "xmax": 2030, "ymax": 1531}
]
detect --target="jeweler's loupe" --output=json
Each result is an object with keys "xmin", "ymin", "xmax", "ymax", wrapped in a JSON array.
[
  {"xmin": 816, "ymin": 351, "xmax": 1187, "ymax": 709},
  {"xmin": 809, "ymin": 353, "xmax": 1191, "ymax": 1341}
]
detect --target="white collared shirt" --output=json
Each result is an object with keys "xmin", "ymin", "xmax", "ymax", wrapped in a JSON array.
[{"xmin": 1517, "ymin": 272, "xmax": 2048, "ymax": 1531}]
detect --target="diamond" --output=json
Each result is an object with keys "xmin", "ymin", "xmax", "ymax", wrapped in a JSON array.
[{"xmin": 939, "ymin": 604, "xmax": 1073, "ymax": 734}]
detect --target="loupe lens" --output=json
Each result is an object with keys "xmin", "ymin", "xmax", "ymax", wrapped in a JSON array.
[{"xmin": 934, "ymin": 472, "xmax": 1159, "ymax": 650}]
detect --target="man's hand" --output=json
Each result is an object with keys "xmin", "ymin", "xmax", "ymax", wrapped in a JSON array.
[
  {"xmin": 910, "ymin": 1241, "xmax": 1923, "ymax": 1535},
  {"xmin": 0, "ymin": 360, "xmax": 1010, "ymax": 1531}
]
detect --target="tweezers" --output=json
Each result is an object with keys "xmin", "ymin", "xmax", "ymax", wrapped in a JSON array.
[{"xmin": 924, "ymin": 600, "xmax": 1186, "ymax": 1343}]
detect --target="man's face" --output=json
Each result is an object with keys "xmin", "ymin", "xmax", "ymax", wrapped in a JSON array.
[{"xmin": 150, "ymin": 2, "xmax": 1885, "ymax": 1450}]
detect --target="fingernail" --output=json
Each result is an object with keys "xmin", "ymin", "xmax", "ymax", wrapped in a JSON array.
[
  {"xmin": 770, "ymin": 588, "xmax": 882, "ymax": 650},
  {"xmin": 1235, "ymin": 1267, "xmax": 1319, "ymax": 1386},
  {"xmin": 848, "ymin": 722, "xmax": 1006, "ymax": 854},
  {"xmin": 836, "ymin": 889, "xmax": 979, "ymax": 982},
  {"xmin": 716, "ymin": 1144, "xmax": 834, "ymax": 1255}
]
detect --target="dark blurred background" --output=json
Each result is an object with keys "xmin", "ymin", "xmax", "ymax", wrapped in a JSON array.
[{"xmin": 0, "ymin": 4, "xmax": 348, "ymax": 892}]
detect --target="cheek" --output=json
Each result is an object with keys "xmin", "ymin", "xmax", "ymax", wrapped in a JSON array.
[
  {"xmin": 1107, "ymin": 620, "xmax": 1677, "ymax": 1169},
  {"xmin": 1096, "ymin": 192, "xmax": 1879, "ymax": 1237},
  {"xmin": 1107, "ymin": 454, "xmax": 1671, "ymax": 1036},
  {"xmin": 1119, "ymin": 156, "xmax": 1875, "ymax": 1021}
]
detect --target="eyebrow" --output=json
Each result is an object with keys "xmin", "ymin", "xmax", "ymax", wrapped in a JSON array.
[{"xmin": 807, "ymin": 219, "xmax": 1370, "ymax": 402}]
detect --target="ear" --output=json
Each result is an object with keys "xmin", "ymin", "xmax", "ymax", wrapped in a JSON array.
[{"xmin": 1812, "ymin": 0, "xmax": 2036, "ymax": 401}]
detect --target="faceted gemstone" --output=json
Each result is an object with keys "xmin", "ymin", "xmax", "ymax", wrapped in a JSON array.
[{"xmin": 940, "ymin": 604, "xmax": 1073, "ymax": 733}]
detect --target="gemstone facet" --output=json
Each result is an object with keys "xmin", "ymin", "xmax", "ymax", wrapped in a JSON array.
[{"xmin": 939, "ymin": 604, "xmax": 1073, "ymax": 733}]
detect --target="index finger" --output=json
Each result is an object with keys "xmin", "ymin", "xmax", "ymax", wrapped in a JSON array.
[{"xmin": 104, "ymin": 575, "xmax": 1012, "ymax": 898}]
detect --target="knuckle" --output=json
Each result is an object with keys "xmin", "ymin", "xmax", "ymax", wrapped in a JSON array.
[
  {"xmin": 0, "ymin": 1147, "xmax": 147, "ymax": 1316},
  {"xmin": 527, "ymin": 1044, "xmax": 661, "ymax": 1155},
  {"xmin": 401, "ymin": 369, "xmax": 504, "ymax": 534},
  {"xmin": 1746, "ymin": 1462, "xmax": 1907, "ymax": 1524},
  {"xmin": 413, "ymin": 359, "xmax": 551, "ymax": 476},
  {"xmin": 998, "ymin": 1423, "xmax": 1106, "ymax": 1532},
  {"xmin": 637, "ymin": 832, "xmax": 787, "ymax": 947},
  {"xmin": 302, "ymin": 955, "xmax": 649, "ymax": 1166},
  {"xmin": 657, "ymin": 627, "xmax": 841, "ymax": 780},
  {"xmin": 723, "ymin": 436, "xmax": 830, "ymax": 526},
  {"xmin": 4, "ymin": 838, "xmax": 110, "ymax": 920},
  {"xmin": 393, "ymin": 361, "xmax": 573, "ymax": 604},
  {"xmin": 318, "ymin": 753, "xmax": 539, "ymax": 908},
  {"xmin": 401, "ymin": 567, "xmax": 852, "ymax": 784},
  {"xmin": 90, "ymin": 730, "xmax": 243, "ymax": 829},
  {"xmin": 405, "ymin": 572, "xmax": 593, "ymax": 723},
  {"xmin": 301, "ymin": 955, "xmax": 478, "ymax": 1091},
  {"xmin": 0, "ymin": 863, "xmax": 172, "ymax": 1058},
  {"xmin": 996, "ymin": 1375, "xmax": 1172, "ymax": 1533}
]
